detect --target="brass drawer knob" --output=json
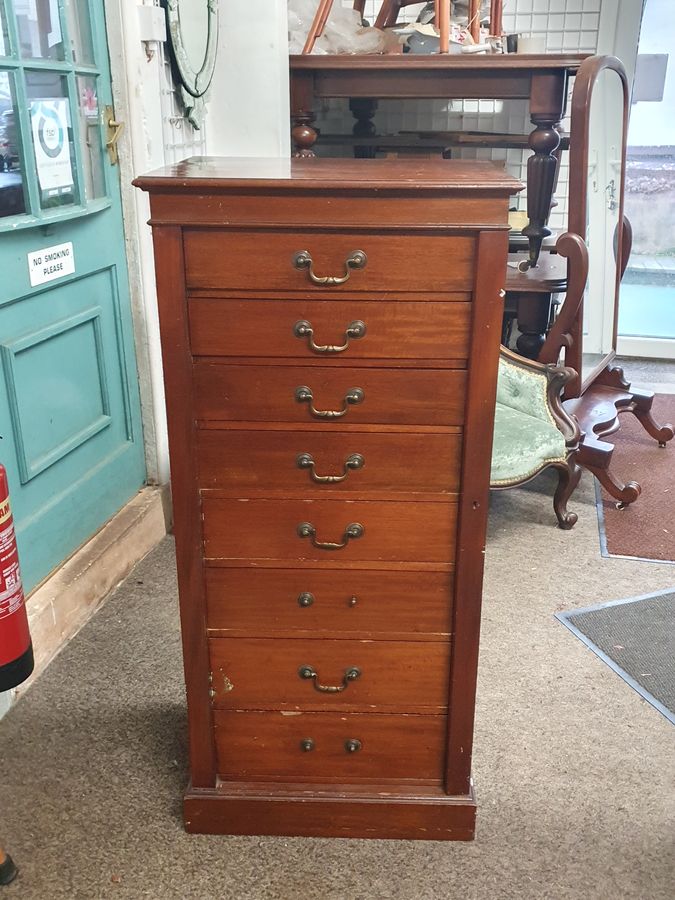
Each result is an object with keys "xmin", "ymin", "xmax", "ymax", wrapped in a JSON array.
[
  {"xmin": 344, "ymin": 739, "xmax": 362, "ymax": 753},
  {"xmin": 292, "ymin": 249, "xmax": 367, "ymax": 286},
  {"xmin": 294, "ymin": 385, "xmax": 364, "ymax": 420},
  {"xmin": 297, "ymin": 592, "xmax": 359, "ymax": 608},
  {"xmin": 298, "ymin": 664, "xmax": 361, "ymax": 693},
  {"xmin": 296, "ymin": 452, "xmax": 364, "ymax": 484},
  {"xmin": 297, "ymin": 521, "xmax": 364, "ymax": 551},
  {"xmin": 300, "ymin": 738, "xmax": 315, "ymax": 752},
  {"xmin": 293, "ymin": 318, "xmax": 367, "ymax": 354}
]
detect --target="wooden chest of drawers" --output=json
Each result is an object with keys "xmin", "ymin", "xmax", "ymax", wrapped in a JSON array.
[{"xmin": 136, "ymin": 156, "xmax": 521, "ymax": 841}]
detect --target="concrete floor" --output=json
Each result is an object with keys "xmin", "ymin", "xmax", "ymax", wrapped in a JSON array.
[{"xmin": 1, "ymin": 474, "xmax": 674, "ymax": 900}]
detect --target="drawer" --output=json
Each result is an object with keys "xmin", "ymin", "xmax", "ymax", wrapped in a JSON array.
[
  {"xmin": 193, "ymin": 363, "xmax": 467, "ymax": 427},
  {"xmin": 208, "ymin": 638, "xmax": 450, "ymax": 713},
  {"xmin": 214, "ymin": 710, "xmax": 446, "ymax": 783},
  {"xmin": 202, "ymin": 497, "xmax": 457, "ymax": 564},
  {"xmin": 205, "ymin": 568, "xmax": 453, "ymax": 639},
  {"xmin": 188, "ymin": 298, "xmax": 472, "ymax": 360},
  {"xmin": 197, "ymin": 429, "xmax": 462, "ymax": 494},
  {"xmin": 183, "ymin": 230, "xmax": 475, "ymax": 293}
]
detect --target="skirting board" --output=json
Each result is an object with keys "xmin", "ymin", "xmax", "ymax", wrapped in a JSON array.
[
  {"xmin": 184, "ymin": 783, "xmax": 477, "ymax": 841},
  {"xmin": 15, "ymin": 484, "xmax": 170, "ymax": 697}
]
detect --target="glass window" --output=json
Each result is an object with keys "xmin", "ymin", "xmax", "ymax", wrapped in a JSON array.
[
  {"xmin": 0, "ymin": 5, "xmax": 9, "ymax": 57},
  {"xmin": 64, "ymin": 0, "xmax": 95, "ymax": 66},
  {"xmin": 0, "ymin": 71, "xmax": 27, "ymax": 218},
  {"xmin": 77, "ymin": 76, "xmax": 104, "ymax": 200},
  {"xmin": 26, "ymin": 71, "xmax": 78, "ymax": 208},
  {"xmin": 17, "ymin": 0, "xmax": 65, "ymax": 61}
]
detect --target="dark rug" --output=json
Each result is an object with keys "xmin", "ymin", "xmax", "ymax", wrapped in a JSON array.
[
  {"xmin": 595, "ymin": 394, "xmax": 675, "ymax": 562},
  {"xmin": 556, "ymin": 588, "xmax": 675, "ymax": 724}
]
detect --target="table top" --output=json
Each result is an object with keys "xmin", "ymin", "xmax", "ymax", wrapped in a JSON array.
[
  {"xmin": 290, "ymin": 53, "xmax": 590, "ymax": 73},
  {"xmin": 134, "ymin": 156, "xmax": 524, "ymax": 195}
]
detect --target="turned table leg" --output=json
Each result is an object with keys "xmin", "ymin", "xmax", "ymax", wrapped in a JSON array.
[
  {"xmin": 350, "ymin": 98, "xmax": 378, "ymax": 159},
  {"xmin": 522, "ymin": 72, "xmax": 568, "ymax": 268},
  {"xmin": 291, "ymin": 110, "xmax": 318, "ymax": 157},
  {"xmin": 512, "ymin": 291, "xmax": 553, "ymax": 360},
  {"xmin": 291, "ymin": 72, "xmax": 318, "ymax": 158}
]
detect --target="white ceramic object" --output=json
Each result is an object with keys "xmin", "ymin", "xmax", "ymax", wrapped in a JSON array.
[{"xmin": 517, "ymin": 34, "xmax": 547, "ymax": 54}]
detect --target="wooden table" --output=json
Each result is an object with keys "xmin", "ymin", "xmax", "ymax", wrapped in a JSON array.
[
  {"xmin": 290, "ymin": 53, "xmax": 588, "ymax": 266},
  {"xmin": 505, "ymin": 249, "xmax": 567, "ymax": 358}
]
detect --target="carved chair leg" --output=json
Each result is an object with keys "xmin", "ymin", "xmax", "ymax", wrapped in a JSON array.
[
  {"xmin": 630, "ymin": 389, "xmax": 675, "ymax": 447},
  {"xmin": 585, "ymin": 463, "xmax": 641, "ymax": 508},
  {"xmin": 553, "ymin": 459, "xmax": 582, "ymax": 529}
]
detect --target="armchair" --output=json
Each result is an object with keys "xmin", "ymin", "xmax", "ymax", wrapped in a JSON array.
[
  {"xmin": 490, "ymin": 232, "xmax": 588, "ymax": 528},
  {"xmin": 491, "ymin": 348, "xmax": 582, "ymax": 528}
]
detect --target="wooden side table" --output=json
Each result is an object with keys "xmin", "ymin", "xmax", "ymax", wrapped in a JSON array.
[
  {"xmin": 505, "ymin": 250, "xmax": 567, "ymax": 358},
  {"xmin": 290, "ymin": 53, "xmax": 588, "ymax": 266}
]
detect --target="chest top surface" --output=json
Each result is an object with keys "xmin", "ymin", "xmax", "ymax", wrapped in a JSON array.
[{"xmin": 134, "ymin": 156, "xmax": 522, "ymax": 196}]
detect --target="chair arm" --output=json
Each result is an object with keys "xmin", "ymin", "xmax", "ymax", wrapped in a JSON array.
[{"xmin": 499, "ymin": 347, "xmax": 580, "ymax": 449}]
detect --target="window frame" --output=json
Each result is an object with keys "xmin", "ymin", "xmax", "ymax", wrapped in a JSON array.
[{"xmin": 0, "ymin": 0, "xmax": 112, "ymax": 232}]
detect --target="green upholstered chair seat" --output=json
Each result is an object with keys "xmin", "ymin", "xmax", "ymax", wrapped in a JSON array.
[{"xmin": 491, "ymin": 402, "xmax": 566, "ymax": 484}]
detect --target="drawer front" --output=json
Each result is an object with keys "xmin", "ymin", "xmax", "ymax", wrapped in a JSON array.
[
  {"xmin": 202, "ymin": 497, "xmax": 457, "ymax": 563},
  {"xmin": 214, "ymin": 710, "xmax": 446, "ymax": 783},
  {"xmin": 193, "ymin": 363, "xmax": 467, "ymax": 426},
  {"xmin": 184, "ymin": 230, "xmax": 475, "ymax": 293},
  {"xmin": 205, "ymin": 568, "xmax": 453, "ymax": 639},
  {"xmin": 197, "ymin": 429, "xmax": 462, "ymax": 494},
  {"xmin": 188, "ymin": 298, "xmax": 472, "ymax": 360},
  {"xmin": 209, "ymin": 638, "xmax": 450, "ymax": 713}
]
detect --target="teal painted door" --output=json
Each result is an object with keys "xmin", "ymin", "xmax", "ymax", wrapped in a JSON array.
[{"xmin": 0, "ymin": 0, "xmax": 145, "ymax": 592}]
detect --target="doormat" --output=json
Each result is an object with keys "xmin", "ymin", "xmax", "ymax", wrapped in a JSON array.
[
  {"xmin": 595, "ymin": 394, "xmax": 675, "ymax": 563},
  {"xmin": 555, "ymin": 588, "xmax": 675, "ymax": 725}
]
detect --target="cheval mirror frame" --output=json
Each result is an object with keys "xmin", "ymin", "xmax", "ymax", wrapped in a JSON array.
[{"xmin": 540, "ymin": 54, "xmax": 674, "ymax": 506}]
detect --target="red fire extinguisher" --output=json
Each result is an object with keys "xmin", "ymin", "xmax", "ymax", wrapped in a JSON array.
[{"xmin": 0, "ymin": 464, "xmax": 33, "ymax": 692}]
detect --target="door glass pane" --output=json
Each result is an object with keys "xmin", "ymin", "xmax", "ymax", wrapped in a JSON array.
[
  {"xmin": 26, "ymin": 71, "xmax": 78, "ymax": 208},
  {"xmin": 0, "ymin": 5, "xmax": 9, "ymax": 57},
  {"xmin": 17, "ymin": 0, "xmax": 65, "ymax": 61},
  {"xmin": 77, "ymin": 75, "xmax": 105, "ymax": 200},
  {"xmin": 64, "ymin": 0, "xmax": 95, "ymax": 66},
  {"xmin": 0, "ymin": 71, "xmax": 27, "ymax": 217}
]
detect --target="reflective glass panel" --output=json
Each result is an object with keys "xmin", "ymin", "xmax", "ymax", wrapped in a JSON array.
[
  {"xmin": 26, "ymin": 71, "xmax": 78, "ymax": 208},
  {"xmin": 77, "ymin": 76, "xmax": 105, "ymax": 200},
  {"xmin": 0, "ymin": 5, "xmax": 9, "ymax": 57},
  {"xmin": 64, "ymin": 0, "xmax": 95, "ymax": 66},
  {"xmin": 18, "ymin": 0, "xmax": 65, "ymax": 61},
  {"xmin": 0, "ymin": 71, "xmax": 27, "ymax": 218}
]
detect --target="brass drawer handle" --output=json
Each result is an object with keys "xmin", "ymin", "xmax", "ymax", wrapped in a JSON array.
[
  {"xmin": 345, "ymin": 738, "xmax": 362, "ymax": 753},
  {"xmin": 294, "ymin": 385, "xmax": 364, "ymax": 419},
  {"xmin": 296, "ymin": 452, "xmax": 364, "ymax": 484},
  {"xmin": 293, "ymin": 319, "xmax": 367, "ymax": 354},
  {"xmin": 297, "ymin": 521, "xmax": 364, "ymax": 551},
  {"xmin": 298, "ymin": 664, "xmax": 361, "ymax": 693},
  {"xmin": 292, "ymin": 249, "xmax": 367, "ymax": 286},
  {"xmin": 300, "ymin": 738, "xmax": 315, "ymax": 752}
]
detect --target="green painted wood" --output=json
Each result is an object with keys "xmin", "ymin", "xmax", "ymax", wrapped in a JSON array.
[{"xmin": 0, "ymin": 0, "xmax": 146, "ymax": 592}]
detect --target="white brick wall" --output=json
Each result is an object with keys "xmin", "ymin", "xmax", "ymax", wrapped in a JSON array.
[{"xmin": 320, "ymin": 0, "xmax": 606, "ymax": 229}]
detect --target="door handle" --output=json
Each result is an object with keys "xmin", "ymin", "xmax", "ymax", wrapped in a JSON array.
[{"xmin": 104, "ymin": 105, "xmax": 124, "ymax": 166}]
